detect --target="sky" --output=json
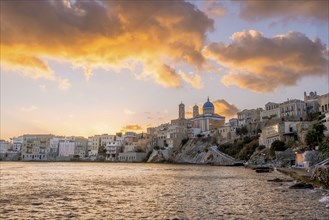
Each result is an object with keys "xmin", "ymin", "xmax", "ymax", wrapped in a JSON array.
[{"xmin": 1, "ymin": 0, "xmax": 328, "ymax": 140}]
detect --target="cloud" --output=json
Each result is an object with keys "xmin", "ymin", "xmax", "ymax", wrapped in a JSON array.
[
  {"xmin": 58, "ymin": 78, "xmax": 71, "ymax": 90},
  {"xmin": 20, "ymin": 105, "xmax": 38, "ymax": 112},
  {"xmin": 178, "ymin": 70, "xmax": 203, "ymax": 89},
  {"xmin": 213, "ymin": 99, "xmax": 239, "ymax": 118},
  {"xmin": 1, "ymin": 0, "xmax": 213, "ymax": 88},
  {"xmin": 185, "ymin": 111, "xmax": 193, "ymax": 117},
  {"xmin": 204, "ymin": 30, "xmax": 328, "ymax": 93},
  {"xmin": 236, "ymin": 0, "xmax": 328, "ymax": 21},
  {"xmin": 146, "ymin": 124, "xmax": 154, "ymax": 128},
  {"xmin": 203, "ymin": 1, "xmax": 226, "ymax": 17},
  {"xmin": 122, "ymin": 124, "xmax": 143, "ymax": 131},
  {"xmin": 124, "ymin": 108, "xmax": 135, "ymax": 115}
]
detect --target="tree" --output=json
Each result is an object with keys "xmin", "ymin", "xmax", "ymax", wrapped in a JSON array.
[
  {"xmin": 305, "ymin": 123, "xmax": 326, "ymax": 148},
  {"xmin": 237, "ymin": 139, "xmax": 259, "ymax": 160},
  {"xmin": 270, "ymin": 140, "xmax": 287, "ymax": 156},
  {"xmin": 236, "ymin": 126, "xmax": 248, "ymax": 136}
]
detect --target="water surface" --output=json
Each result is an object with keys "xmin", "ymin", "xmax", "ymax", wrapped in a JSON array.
[{"xmin": 1, "ymin": 162, "xmax": 328, "ymax": 219}]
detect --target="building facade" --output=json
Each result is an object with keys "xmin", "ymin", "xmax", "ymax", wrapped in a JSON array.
[
  {"xmin": 21, "ymin": 134, "xmax": 54, "ymax": 161},
  {"xmin": 190, "ymin": 98, "xmax": 225, "ymax": 132},
  {"xmin": 304, "ymin": 91, "xmax": 320, "ymax": 114},
  {"xmin": 260, "ymin": 102, "xmax": 280, "ymax": 122},
  {"xmin": 319, "ymin": 93, "xmax": 329, "ymax": 113},
  {"xmin": 279, "ymin": 99, "xmax": 307, "ymax": 121}
]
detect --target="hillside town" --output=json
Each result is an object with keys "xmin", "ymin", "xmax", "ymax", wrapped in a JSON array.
[{"xmin": 1, "ymin": 91, "xmax": 328, "ymax": 169}]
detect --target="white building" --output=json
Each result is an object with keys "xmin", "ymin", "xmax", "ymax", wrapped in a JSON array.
[
  {"xmin": 74, "ymin": 137, "xmax": 88, "ymax": 158},
  {"xmin": 0, "ymin": 140, "xmax": 11, "ymax": 154},
  {"xmin": 237, "ymin": 108, "xmax": 263, "ymax": 126},
  {"xmin": 118, "ymin": 152, "xmax": 147, "ymax": 162},
  {"xmin": 123, "ymin": 142, "xmax": 137, "ymax": 153},
  {"xmin": 237, "ymin": 108, "xmax": 263, "ymax": 135},
  {"xmin": 87, "ymin": 136, "xmax": 93, "ymax": 157},
  {"xmin": 259, "ymin": 121, "xmax": 282, "ymax": 148},
  {"xmin": 304, "ymin": 91, "xmax": 320, "ymax": 114},
  {"xmin": 260, "ymin": 102, "xmax": 280, "ymax": 122},
  {"xmin": 0, "ymin": 140, "xmax": 19, "ymax": 160},
  {"xmin": 229, "ymin": 118, "xmax": 238, "ymax": 128},
  {"xmin": 105, "ymin": 145, "xmax": 122, "ymax": 161},
  {"xmin": 319, "ymin": 93, "xmax": 329, "ymax": 113},
  {"xmin": 57, "ymin": 136, "xmax": 87, "ymax": 158},
  {"xmin": 58, "ymin": 137, "xmax": 76, "ymax": 157},
  {"xmin": 21, "ymin": 134, "xmax": 54, "ymax": 161},
  {"xmin": 100, "ymin": 134, "xmax": 116, "ymax": 147},
  {"xmin": 217, "ymin": 124, "xmax": 232, "ymax": 140},
  {"xmin": 190, "ymin": 98, "xmax": 225, "ymax": 132},
  {"xmin": 12, "ymin": 136, "xmax": 23, "ymax": 152},
  {"xmin": 279, "ymin": 99, "xmax": 306, "ymax": 121},
  {"xmin": 259, "ymin": 120, "xmax": 303, "ymax": 148},
  {"xmin": 49, "ymin": 137, "xmax": 64, "ymax": 157}
]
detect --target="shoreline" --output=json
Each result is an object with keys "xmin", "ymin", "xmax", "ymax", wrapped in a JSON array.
[
  {"xmin": 276, "ymin": 167, "xmax": 329, "ymax": 189},
  {"xmin": 2, "ymin": 160, "xmax": 327, "ymax": 189}
]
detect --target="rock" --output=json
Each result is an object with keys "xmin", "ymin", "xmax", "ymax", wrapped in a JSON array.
[
  {"xmin": 326, "ymin": 204, "xmax": 329, "ymax": 209},
  {"xmin": 147, "ymin": 150, "xmax": 166, "ymax": 163},
  {"xmin": 31, "ymin": 202, "xmax": 43, "ymax": 206},
  {"xmin": 268, "ymin": 178, "xmax": 293, "ymax": 182},
  {"xmin": 268, "ymin": 178, "xmax": 283, "ymax": 182},
  {"xmin": 311, "ymin": 166, "xmax": 329, "ymax": 188},
  {"xmin": 319, "ymin": 196, "xmax": 329, "ymax": 203},
  {"xmin": 289, "ymin": 182, "xmax": 313, "ymax": 189},
  {"xmin": 67, "ymin": 213, "xmax": 75, "ymax": 218}
]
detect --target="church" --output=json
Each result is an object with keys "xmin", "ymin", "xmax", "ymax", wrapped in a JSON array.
[{"xmin": 172, "ymin": 97, "xmax": 225, "ymax": 132}]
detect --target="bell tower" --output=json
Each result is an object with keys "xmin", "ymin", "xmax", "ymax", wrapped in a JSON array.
[
  {"xmin": 179, "ymin": 102, "xmax": 185, "ymax": 119},
  {"xmin": 193, "ymin": 104, "xmax": 199, "ymax": 118}
]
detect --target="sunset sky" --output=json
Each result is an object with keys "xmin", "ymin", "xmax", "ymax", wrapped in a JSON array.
[{"xmin": 1, "ymin": 0, "xmax": 328, "ymax": 140}]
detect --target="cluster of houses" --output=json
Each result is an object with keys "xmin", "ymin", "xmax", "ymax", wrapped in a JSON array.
[
  {"xmin": 0, "ymin": 133, "xmax": 153, "ymax": 162},
  {"xmin": 0, "ymin": 91, "xmax": 328, "ymax": 163}
]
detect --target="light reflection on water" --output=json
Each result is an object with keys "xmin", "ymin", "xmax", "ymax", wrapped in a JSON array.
[{"xmin": 0, "ymin": 162, "xmax": 328, "ymax": 219}]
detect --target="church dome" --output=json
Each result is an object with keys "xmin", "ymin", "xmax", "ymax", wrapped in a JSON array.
[
  {"xmin": 203, "ymin": 98, "xmax": 214, "ymax": 108},
  {"xmin": 203, "ymin": 97, "xmax": 215, "ymax": 115}
]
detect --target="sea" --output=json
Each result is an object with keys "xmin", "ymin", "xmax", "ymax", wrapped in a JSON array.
[{"xmin": 0, "ymin": 162, "xmax": 328, "ymax": 219}]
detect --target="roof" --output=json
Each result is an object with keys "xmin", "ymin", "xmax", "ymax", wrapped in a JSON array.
[{"xmin": 203, "ymin": 97, "xmax": 214, "ymax": 108}]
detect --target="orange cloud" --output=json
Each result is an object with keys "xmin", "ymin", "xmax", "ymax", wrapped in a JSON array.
[
  {"xmin": 204, "ymin": 30, "xmax": 328, "ymax": 93},
  {"xmin": 185, "ymin": 111, "xmax": 193, "ymax": 117},
  {"xmin": 1, "ymin": 0, "xmax": 213, "ymax": 88},
  {"xmin": 178, "ymin": 71, "xmax": 203, "ymax": 89},
  {"xmin": 237, "ymin": 0, "xmax": 328, "ymax": 21},
  {"xmin": 213, "ymin": 99, "xmax": 239, "ymax": 118},
  {"xmin": 122, "ymin": 124, "xmax": 143, "ymax": 132}
]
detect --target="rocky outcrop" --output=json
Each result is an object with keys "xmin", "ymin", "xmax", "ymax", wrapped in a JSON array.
[
  {"xmin": 171, "ymin": 138, "xmax": 237, "ymax": 165},
  {"xmin": 147, "ymin": 138, "xmax": 238, "ymax": 165},
  {"xmin": 147, "ymin": 149, "xmax": 169, "ymax": 163},
  {"xmin": 311, "ymin": 166, "xmax": 329, "ymax": 188}
]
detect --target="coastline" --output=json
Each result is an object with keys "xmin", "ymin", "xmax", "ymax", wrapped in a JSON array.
[
  {"xmin": 277, "ymin": 167, "xmax": 329, "ymax": 189},
  {"xmin": 2, "ymin": 160, "xmax": 328, "ymax": 189}
]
